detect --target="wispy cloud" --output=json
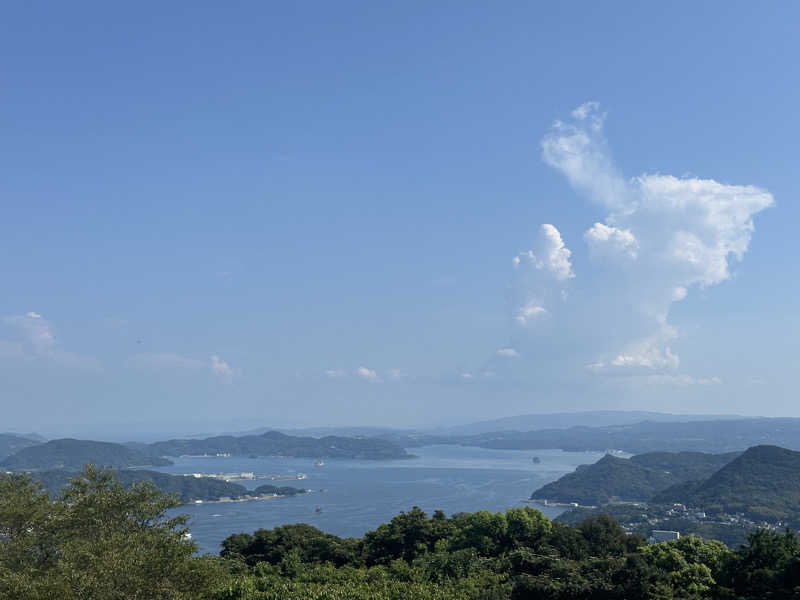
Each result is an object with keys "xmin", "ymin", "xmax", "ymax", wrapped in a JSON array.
[
  {"xmin": 496, "ymin": 348, "xmax": 520, "ymax": 358},
  {"xmin": 321, "ymin": 366, "xmax": 408, "ymax": 383},
  {"xmin": 211, "ymin": 355, "xmax": 237, "ymax": 381},
  {"xmin": 324, "ymin": 369, "xmax": 347, "ymax": 379},
  {"xmin": 4, "ymin": 312, "xmax": 55, "ymax": 353},
  {"xmin": 2, "ymin": 312, "xmax": 99, "ymax": 370},
  {"xmin": 356, "ymin": 366, "xmax": 381, "ymax": 382},
  {"xmin": 130, "ymin": 352, "xmax": 240, "ymax": 382}
]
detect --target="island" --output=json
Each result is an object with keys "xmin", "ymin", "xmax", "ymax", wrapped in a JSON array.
[
  {"xmin": 145, "ymin": 430, "xmax": 411, "ymax": 460},
  {"xmin": 29, "ymin": 468, "xmax": 308, "ymax": 503},
  {"xmin": 0, "ymin": 438, "xmax": 172, "ymax": 471}
]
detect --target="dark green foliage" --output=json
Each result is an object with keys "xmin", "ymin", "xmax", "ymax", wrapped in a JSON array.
[
  {"xmin": 0, "ymin": 466, "xmax": 229, "ymax": 599},
  {"xmin": 0, "ymin": 438, "xmax": 172, "ymax": 470},
  {"xmin": 4, "ymin": 465, "xmax": 800, "ymax": 599},
  {"xmin": 222, "ymin": 523, "xmax": 360, "ymax": 567},
  {"xmin": 716, "ymin": 529, "xmax": 800, "ymax": 599},
  {"xmin": 147, "ymin": 430, "xmax": 410, "ymax": 459},
  {"xmin": 221, "ymin": 503, "xmax": 800, "ymax": 600},
  {"xmin": 363, "ymin": 507, "xmax": 457, "ymax": 564},
  {"xmin": 252, "ymin": 484, "xmax": 307, "ymax": 496}
]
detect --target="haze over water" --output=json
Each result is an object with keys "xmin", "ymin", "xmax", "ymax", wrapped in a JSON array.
[{"xmin": 156, "ymin": 445, "xmax": 603, "ymax": 554}]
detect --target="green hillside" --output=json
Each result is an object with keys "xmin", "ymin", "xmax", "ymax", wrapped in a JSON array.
[
  {"xmin": 0, "ymin": 433, "xmax": 42, "ymax": 460},
  {"xmin": 652, "ymin": 445, "xmax": 800, "ymax": 524},
  {"xmin": 0, "ymin": 438, "xmax": 172, "ymax": 471},
  {"xmin": 630, "ymin": 450, "xmax": 739, "ymax": 479},
  {"xmin": 147, "ymin": 430, "xmax": 410, "ymax": 460},
  {"xmin": 531, "ymin": 451, "xmax": 738, "ymax": 505}
]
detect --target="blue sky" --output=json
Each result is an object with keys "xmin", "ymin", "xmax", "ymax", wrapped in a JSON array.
[{"xmin": 2, "ymin": 2, "xmax": 799, "ymax": 437}]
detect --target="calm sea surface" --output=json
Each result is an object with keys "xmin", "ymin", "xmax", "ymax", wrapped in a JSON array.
[{"xmin": 156, "ymin": 445, "xmax": 602, "ymax": 555}]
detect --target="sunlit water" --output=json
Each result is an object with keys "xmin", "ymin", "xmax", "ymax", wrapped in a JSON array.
[{"xmin": 155, "ymin": 445, "xmax": 602, "ymax": 555}]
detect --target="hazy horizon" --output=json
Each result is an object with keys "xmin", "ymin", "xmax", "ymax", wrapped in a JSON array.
[{"xmin": 3, "ymin": 3, "xmax": 799, "ymax": 432}]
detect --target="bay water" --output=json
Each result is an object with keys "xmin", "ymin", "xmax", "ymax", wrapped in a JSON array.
[{"xmin": 156, "ymin": 445, "xmax": 602, "ymax": 555}]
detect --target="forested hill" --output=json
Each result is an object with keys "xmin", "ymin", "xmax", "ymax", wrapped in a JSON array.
[
  {"xmin": 29, "ymin": 469, "xmax": 307, "ymax": 502},
  {"xmin": 146, "ymin": 430, "xmax": 410, "ymax": 459},
  {"xmin": 0, "ymin": 438, "xmax": 172, "ymax": 471},
  {"xmin": 652, "ymin": 445, "xmax": 800, "ymax": 524},
  {"xmin": 531, "ymin": 451, "xmax": 739, "ymax": 505},
  {"xmin": 0, "ymin": 433, "xmax": 42, "ymax": 461}
]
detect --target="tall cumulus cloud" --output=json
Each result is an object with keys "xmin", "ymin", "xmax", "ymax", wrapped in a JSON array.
[{"xmin": 511, "ymin": 102, "xmax": 773, "ymax": 380}]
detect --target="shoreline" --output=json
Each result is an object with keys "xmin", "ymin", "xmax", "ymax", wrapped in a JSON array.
[
  {"xmin": 185, "ymin": 491, "xmax": 311, "ymax": 506},
  {"xmin": 527, "ymin": 498, "xmax": 598, "ymax": 509}
]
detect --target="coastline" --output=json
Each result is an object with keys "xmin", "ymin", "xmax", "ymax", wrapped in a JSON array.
[{"xmin": 185, "ymin": 490, "xmax": 311, "ymax": 506}]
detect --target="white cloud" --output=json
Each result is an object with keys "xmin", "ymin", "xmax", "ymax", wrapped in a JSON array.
[
  {"xmin": 322, "ymin": 367, "xmax": 406, "ymax": 382},
  {"xmin": 2, "ymin": 312, "xmax": 99, "ymax": 370},
  {"xmin": 514, "ymin": 224, "xmax": 575, "ymax": 281},
  {"xmin": 460, "ymin": 372, "xmax": 474, "ymax": 380},
  {"xmin": 496, "ymin": 348, "xmax": 520, "ymax": 358},
  {"xmin": 571, "ymin": 101, "xmax": 600, "ymax": 121},
  {"xmin": 584, "ymin": 223, "xmax": 638, "ymax": 261},
  {"xmin": 525, "ymin": 102, "xmax": 773, "ymax": 379},
  {"xmin": 587, "ymin": 340, "xmax": 679, "ymax": 375},
  {"xmin": 211, "ymin": 355, "xmax": 237, "ymax": 380},
  {"xmin": 515, "ymin": 303, "xmax": 547, "ymax": 326},
  {"xmin": 4, "ymin": 312, "xmax": 55, "ymax": 353},
  {"xmin": 356, "ymin": 366, "xmax": 381, "ymax": 382}
]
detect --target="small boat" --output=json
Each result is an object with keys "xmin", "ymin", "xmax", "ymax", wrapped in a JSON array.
[
  {"xmin": 314, "ymin": 507, "xmax": 323, "ymax": 514},
  {"xmin": 314, "ymin": 460, "xmax": 325, "ymax": 467},
  {"xmin": 532, "ymin": 456, "xmax": 541, "ymax": 464}
]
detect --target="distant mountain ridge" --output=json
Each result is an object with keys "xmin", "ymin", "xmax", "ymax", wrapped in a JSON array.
[
  {"xmin": 198, "ymin": 411, "xmax": 748, "ymax": 440},
  {"xmin": 438, "ymin": 411, "xmax": 747, "ymax": 436},
  {"xmin": 0, "ymin": 439, "xmax": 172, "ymax": 471},
  {"xmin": 454, "ymin": 418, "xmax": 800, "ymax": 454},
  {"xmin": 531, "ymin": 451, "xmax": 739, "ymax": 505}
]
